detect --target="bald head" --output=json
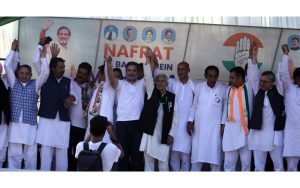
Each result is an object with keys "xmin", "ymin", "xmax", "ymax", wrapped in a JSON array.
[{"xmin": 177, "ymin": 61, "xmax": 190, "ymax": 83}]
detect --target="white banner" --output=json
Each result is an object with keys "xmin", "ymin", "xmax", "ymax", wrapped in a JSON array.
[
  {"xmin": 185, "ymin": 24, "xmax": 281, "ymax": 82},
  {"xmin": 273, "ymin": 29, "xmax": 300, "ymax": 73},
  {"xmin": 19, "ymin": 17, "xmax": 100, "ymax": 78},
  {"xmin": 96, "ymin": 20, "xmax": 189, "ymax": 77},
  {"xmin": 16, "ymin": 17, "xmax": 300, "ymax": 82}
]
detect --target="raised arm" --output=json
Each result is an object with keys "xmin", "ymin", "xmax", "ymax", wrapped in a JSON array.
[
  {"xmin": 149, "ymin": 49, "xmax": 158, "ymax": 75},
  {"xmin": 33, "ymin": 44, "xmax": 43, "ymax": 75},
  {"xmin": 39, "ymin": 19, "xmax": 53, "ymax": 42},
  {"xmin": 11, "ymin": 43, "xmax": 20, "ymax": 72},
  {"xmin": 278, "ymin": 44, "xmax": 292, "ymax": 92},
  {"xmin": 144, "ymin": 48, "xmax": 155, "ymax": 99},
  {"xmin": 275, "ymin": 63, "xmax": 284, "ymax": 96},
  {"xmin": 4, "ymin": 39, "xmax": 18, "ymax": 88},
  {"xmin": 247, "ymin": 43, "xmax": 260, "ymax": 95},
  {"xmin": 36, "ymin": 46, "xmax": 50, "ymax": 91},
  {"xmin": 105, "ymin": 56, "xmax": 119, "ymax": 89}
]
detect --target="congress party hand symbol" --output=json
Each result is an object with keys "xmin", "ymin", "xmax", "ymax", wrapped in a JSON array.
[{"xmin": 234, "ymin": 37, "xmax": 250, "ymax": 67}]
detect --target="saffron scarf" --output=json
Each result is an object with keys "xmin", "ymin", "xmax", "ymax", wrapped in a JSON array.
[{"xmin": 227, "ymin": 85, "xmax": 250, "ymax": 134}]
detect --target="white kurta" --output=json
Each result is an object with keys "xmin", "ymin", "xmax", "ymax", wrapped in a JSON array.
[
  {"xmin": 247, "ymin": 59, "xmax": 283, "ymax": 151},
  {"xmin": 36, "ymin": 75, "xmax": 77, "ymax": 149},
  {"xmin": 188, "ymin": 81, "xmax": 226, "ymax": 164},
  {"xmin": 139, "ymin": 63, "xmax": 178, "ymax": 162},
  {"xmin": 139, "ymin": 102, "xmax": 178, "ymax": 162},
  {"xmin": 169, "ymin": 78, "xmax": 195, "ymax": 154},
  {"xmin": 84, "ymin": 81, "xmax": 115, "ymax": 142},
  {"xmin": 5, "ymin": 46, "xmax": 49, "ymax": 146},
  {"xmin": 279, "ymin": 55, "xmax": 300, "ymax": 157},
  {"xmin": 221, "ymin": 82, "xmax": 253, "ymax": 152},
  {"xmin": 247, "ymin": 96, "xmax": 283, "ymax": 151},
  {"xmin": 84, "ymin": 64, "xmax": 115, "ymax": 141},
  {"xmin": 36, "ymin": 113, "xmax": 71, "ymax": 149}
]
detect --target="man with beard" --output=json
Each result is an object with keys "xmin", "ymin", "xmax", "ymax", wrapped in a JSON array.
[
  {"xmin": 105, "ymin": 47, "xmax": 156, "ymax": 171},
  {"xmin": 36, "ymin": 46, "xmax": 77, "ymax": 171}
]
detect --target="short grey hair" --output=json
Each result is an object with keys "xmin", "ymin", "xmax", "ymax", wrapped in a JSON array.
[
  {"xmin": 262, "ymin": 71, "xmax": 276, "ymax": 83},
  {"xmin": 155, "ymin": 74, "xmax": 168, "ymax": 82}
]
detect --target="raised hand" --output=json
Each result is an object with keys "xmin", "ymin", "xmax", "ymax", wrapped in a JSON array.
[
  {"xmin": 105, "ymin": 55, "xmax": 112, "ymax": 66},
  {"xmin": 282, "ymin": 44, "xmax": 289, "ymax": 55},
  {"xmin": 41, "ymin": 19, "xmax": 54, "ymax": 31},
  {"xmin": 15, "ymin": 40, "xmax": 19, "ymax": 52},
  {"xmin": 249, "ymin": 42, "xmax": 258, "ymax": 63},
  {"xmin": 234, "ymin": 37, "xmax": 251, "ymax": 67},
  {"xmin": 50, "ymin": 43, "xmax": 60, "ymax": 58},
  {"xmin": 145, "ymin": 47, "xmax": 152, "ymax": 64},
  {"xmin": 70, "ymin": 65, "xmax": 77, "ymax": 78},
  {"xmin": 40, "ymin": 46, "xmax": 47, "ymax": 58},
  {"xmin": 11, "ymin": 39, "xmax": 19, "ymax": 52}
]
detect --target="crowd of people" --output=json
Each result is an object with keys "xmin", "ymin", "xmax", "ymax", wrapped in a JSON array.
[{"xmin": 0, "ymin": 36, "xmax": 300, "ymax": 172}]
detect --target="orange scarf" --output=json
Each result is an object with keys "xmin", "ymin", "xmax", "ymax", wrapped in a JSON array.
[{"xmin": 227, "ymin": 86, "xmax": 248, "ymax": 135}]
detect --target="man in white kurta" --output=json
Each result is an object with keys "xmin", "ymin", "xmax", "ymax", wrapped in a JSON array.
[
  {"xmin": 188, "ymin": 66, "xmax": 226, "ymax": 171},
  {"xmin": 84, "ymin": 65, "xmax": 114, "ymax": 143},
  {"xmin": 5, "ymin": 41, "xmax": 49, "ymax": 169},
  {"xmin": 279, "ymin": 44, "xmax": 300, "ymax": 171},
  {"xmin": 36, "ymin": 54, "xmax": 77, "ymax": 171},
  {"xmin": 221, "ymin": 67, "xmax": 253, "ymax": 171},
  {"xmin": 0, "ymin": 49, "xmax": 19, "ymax": 168},
  {"xmin": 168, "ymin": 62, "xmax": 195, "ymax": 171},
  {"xmin": 139, "ymin": 61, "xmax": 178, "ymax": 171},
  {"xmin": 247, "ymin": 45, "xmax": 284, "ymax": 171}
]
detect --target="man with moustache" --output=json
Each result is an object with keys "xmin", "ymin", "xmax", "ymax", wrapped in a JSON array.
[
  {"xmin": 105, "ymin": 47, "xmax": 156, "ymax": 171},
  {"xmin": 36, "ymin": 47, "xmax": 77, "ymax": 171}
]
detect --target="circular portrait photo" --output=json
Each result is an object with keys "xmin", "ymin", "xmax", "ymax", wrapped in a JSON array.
[
  {"xmin": 104, "ymin": 25, "xmax": 118, "ymax": 41},
  {"xmin": 123, "ymin": 26, "xmax": 137, "ymax": 42},
  {"xmin": 288, "ymin": 35, "xmax": 300, "ymax": 50},
  {"xmin": 162, "ymin": 28, "xmax": 176, "ymax": 44},
  {"xmin": 142, "ymin": 27, "xmax": 156, "ymax": 43}
]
